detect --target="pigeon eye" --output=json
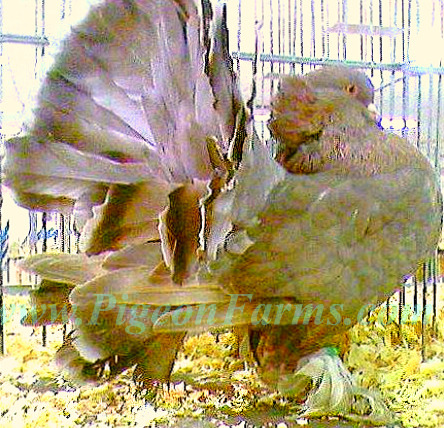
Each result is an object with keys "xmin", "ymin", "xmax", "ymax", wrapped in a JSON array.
[{"xmin": 345, "ymin": 84, "xmax": 358, "ymax": 95}]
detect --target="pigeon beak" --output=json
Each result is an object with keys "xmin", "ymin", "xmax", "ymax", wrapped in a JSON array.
[{"xmin": 368, "ymin": 103, "xmax": 382, "ymax": 128}]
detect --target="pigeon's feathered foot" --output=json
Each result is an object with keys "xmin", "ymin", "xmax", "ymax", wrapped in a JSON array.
[{"xmin": 278, "ymin": 347, "xmax": 397, "ymax": 426}]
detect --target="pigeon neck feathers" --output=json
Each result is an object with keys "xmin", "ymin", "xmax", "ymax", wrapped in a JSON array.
[{"xmin": 269, "ymin": 66, "xmax": 429, "ymax": 177}]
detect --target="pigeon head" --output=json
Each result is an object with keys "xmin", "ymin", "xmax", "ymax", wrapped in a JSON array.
[
  {"xmin": 304, "ymin": 65, "xmax": 375, "ymax": 108},
  {"xmin": 268, "ymin": 66, "xmax": 381, "ymax": 173}
]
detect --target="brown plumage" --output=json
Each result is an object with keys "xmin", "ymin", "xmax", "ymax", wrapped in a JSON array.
[
  {"xmin": 210, "ymin": 68, "xmax": 441, "ymax": 395},
  {"xmin": 5, "ymin": 0, "xmax": 243, "ymax": 388},
  {"xmin": 3, "ymin": 0, "xmax": 442, "ymax": 423}
]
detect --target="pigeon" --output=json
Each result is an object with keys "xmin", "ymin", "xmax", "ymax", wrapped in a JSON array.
[
  {"xmin": 3, "ymin": 0, "xmax": 442, "ymax": 424},
  {"xmin": 200, "ymin": 66, "xmax": 442, "ymax": 421}
]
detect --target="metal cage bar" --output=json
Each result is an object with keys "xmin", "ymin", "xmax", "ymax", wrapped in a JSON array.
[{"xmin": 0, "ymin": 0, "xmax": 443, "ymax": 359}]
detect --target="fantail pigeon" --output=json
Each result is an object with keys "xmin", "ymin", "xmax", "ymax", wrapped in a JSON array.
[{"xmin": 3, "ymin": 0, "xmax": 442, "ymax": 424}]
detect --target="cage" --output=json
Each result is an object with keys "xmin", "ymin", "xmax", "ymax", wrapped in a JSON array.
[{"xmin": 0, "ymin": 0, "xmax": 444, "ymax": 426}]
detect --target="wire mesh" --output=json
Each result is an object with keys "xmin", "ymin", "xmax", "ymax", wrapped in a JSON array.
[{"xmin": 0, "ymin": 0, "xmax": 442, "ymax": 358}]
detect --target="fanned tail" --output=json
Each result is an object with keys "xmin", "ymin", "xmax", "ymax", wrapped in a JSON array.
[{"xmin": 7, "ymin": 0, "xmax": 248, "ymax": 387}]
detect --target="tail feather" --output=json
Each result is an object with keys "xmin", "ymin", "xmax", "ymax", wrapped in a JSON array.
[
  {"xmin": 3, "ymin": 0, "xmax": 241, "ymax": 222},
  {"xmin": 21, "ymin": 279, "xmax": 74, "ymax": 327},
  {"xmin": 17, "ymin": 253, "xmax": 105, "ymax": 285},
  {"xmin": 5, "ymin": 0, "xmax": 248, "ymax": 388}
]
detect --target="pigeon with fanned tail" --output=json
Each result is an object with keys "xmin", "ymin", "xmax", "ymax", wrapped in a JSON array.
[{"xmin": 3, "ymin": 0, "xmax": 442, "ymax": 425}]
